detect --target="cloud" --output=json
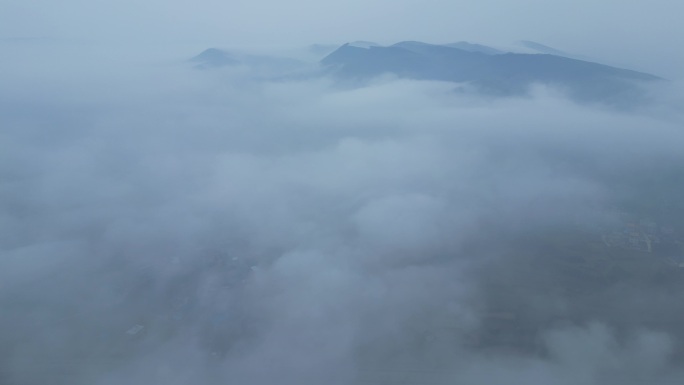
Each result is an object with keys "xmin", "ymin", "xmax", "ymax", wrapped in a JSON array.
[{"xmin": 1, "ymin": 47, "xmax": 684, "ymax": 384}]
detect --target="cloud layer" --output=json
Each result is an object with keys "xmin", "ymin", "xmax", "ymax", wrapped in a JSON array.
[{"xmin": 2, "ymin": 47, "xmax": 684, "ymax": 384}]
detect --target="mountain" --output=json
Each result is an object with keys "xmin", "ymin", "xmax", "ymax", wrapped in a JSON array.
[
  {"xmin": 191, "ymin": 48, "xmax": 239, "ymax": 68},
  {"xmin": 519, "ymin": 40, "xmax": 569, "ymax": 56},
  {"xmin": 190, "ymin": 48, "xmax": 307, "ymax": 72},
  {"xmin": 321, "ymin": 41, "xmax": 662, "ymax": 105},
  {"xmin": 442, "ymin": 41, "xmax": 503, "ymax": 55}
]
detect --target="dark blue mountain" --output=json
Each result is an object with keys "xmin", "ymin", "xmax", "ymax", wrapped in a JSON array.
[{"xmin": 321, "ymin": 41, "xmax": 662, "ymax": 105}]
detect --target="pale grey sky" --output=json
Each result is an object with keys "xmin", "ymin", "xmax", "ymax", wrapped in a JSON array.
[{"xmin": 1, "ymin": 1, "xmax": 682, "ymax": 76}]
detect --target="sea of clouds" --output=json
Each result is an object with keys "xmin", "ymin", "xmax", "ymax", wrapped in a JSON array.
[{"xmin": 1, "ymin": 43, "xmax": 684, "ymax": 384}]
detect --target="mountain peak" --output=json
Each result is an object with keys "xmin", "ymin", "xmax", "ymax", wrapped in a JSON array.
[{"xmin": 190, "ymin": 48, "xmax": 239, "ymax": 68}]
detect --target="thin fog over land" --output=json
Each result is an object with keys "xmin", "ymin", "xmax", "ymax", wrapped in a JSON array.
[{"xmin": 1, "ymin": 42, "xmax": 684, "ymax": 385}]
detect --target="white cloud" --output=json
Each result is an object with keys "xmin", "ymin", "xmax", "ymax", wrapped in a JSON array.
[{"xmin": 1, "ymin": 49, "xmax": 684, "ymax": 384}]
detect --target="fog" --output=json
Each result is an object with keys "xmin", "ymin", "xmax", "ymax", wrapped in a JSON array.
[{"xmin": 2, "ymin": 42, "xmax": 684, "ymax": 384}]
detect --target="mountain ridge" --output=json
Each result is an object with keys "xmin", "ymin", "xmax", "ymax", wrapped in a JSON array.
[{"xmin": 320, "ymin": 40, "xmax": 661, "ymax": 105}]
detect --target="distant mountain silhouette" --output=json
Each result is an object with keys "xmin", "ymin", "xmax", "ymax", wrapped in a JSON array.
[
  {"xmin": 190, "ymin": 41, "xmax": 662, "ymax": 106},
  {"xmin": 190, "ymin": 48, "xmax": 306, "ymax": 72},
  {"xmin": 321, "ymin": 41, "xmax": 662, "ymax": 105},
  {"xmin": 191, "ymin": 48, "xmax": 240, "ymax": 68}
]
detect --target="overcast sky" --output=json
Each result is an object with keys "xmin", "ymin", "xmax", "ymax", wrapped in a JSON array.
[{"xmin": 1, "ymin": 0, "xmax": 682, "ymax": 77}]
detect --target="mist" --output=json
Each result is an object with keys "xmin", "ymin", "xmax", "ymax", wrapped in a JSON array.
[{"xmin": 2, "ymin": 40, "xmax": 684, "ymax": 385}]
